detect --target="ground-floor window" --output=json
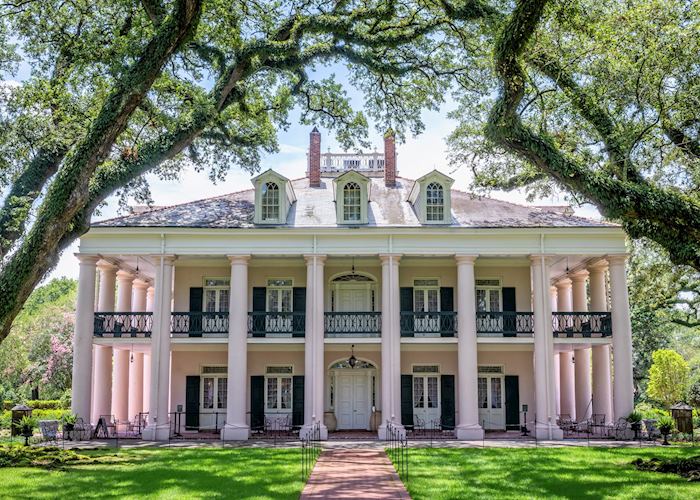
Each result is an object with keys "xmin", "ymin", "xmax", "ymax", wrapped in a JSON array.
[
  {"xmin": 265, "ymin": 365, "xmax": 293, "ymax": 412},
  {"xmin": 201, "ymin": 365, "xmax": 227, "ymax": 410},
  {"xmin": 478, "ymin": 365, "xmax": 505, "ymax": 430}
]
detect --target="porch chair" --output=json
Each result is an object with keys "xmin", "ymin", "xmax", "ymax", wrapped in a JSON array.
[
  {"xmin": 96, "ymin": 414, "xmax": 117, "ymax": 438},
  {"xmin": 643, "ymin": 419, "xmax": 661, "ymax": 441},
  {"xmin": 591, "ymin": 414, "xmax": 606, "ymax": 437},
  {"xmin": 39, "ymin": 420, "xmax": 59, "ymax": 444},
  {"xmin": 611, "ymin": 417, "xmax": 629, "ymax": 440},
  {"xmin": 557, "ymin": 414, "xmax": 575, "ymax": 435},
  {"xmin": 73, "ymin": 417, "xmax": 91, "ymax": 440}
]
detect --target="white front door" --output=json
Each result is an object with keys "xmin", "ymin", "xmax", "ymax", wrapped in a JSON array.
[
  {"xmin": 335, "ymin": 372, "xmax": 371, "ymax": 430},
  {"xmin": 413, "ymin": 375, "xmax": 441, "ymax": 426},
  {"xmin": 478, "ymin": 375, "xmax": 505, "ymax": 430}
]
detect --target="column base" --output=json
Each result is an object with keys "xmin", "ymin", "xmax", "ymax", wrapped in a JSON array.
[
  {"xmin": 533, "ymin": 423, "xmax": 564, "ymax": 440},
  {"xmin": 299, "ymin": 424, "xmax": 328, "ymax": 441},
  {"xmin": 142, "ymin": 424, "xmax": 170, "ymax": 441},
  {"xmin": 456, "ymin": 424, "xmax": 484, "ymax": 440},
  {"xmin": 377, "ymin": 423, "xmax": 405, "ymax": 440},
  {"xmin": 221, "ymin": 424, "xmax": 250, "ymax": 441}
]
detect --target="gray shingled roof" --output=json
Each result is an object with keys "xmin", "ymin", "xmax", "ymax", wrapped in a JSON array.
[{"xmin": 92, "ymin": 177, "xmax": 611, "ymax": 229}]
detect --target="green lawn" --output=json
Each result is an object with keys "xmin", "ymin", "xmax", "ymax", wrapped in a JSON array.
[
  {"xmin": 0, "ymin": 447, "xmax": 304, "ymax": 499},
  {"xmin": 399, "ymin": 447, "xmax": 700, "ymax": 499}
]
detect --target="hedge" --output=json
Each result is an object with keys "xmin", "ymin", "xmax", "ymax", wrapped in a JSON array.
[{"xmin": 2, "ymin": 400, "xmax": 66, "ymax": 411}]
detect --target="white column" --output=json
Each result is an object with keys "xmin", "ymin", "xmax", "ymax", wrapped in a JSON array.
[
  {"xmin": 71, "ymin": 255, "xmax": 98, "ymax": 425},
  {"xmin": 111, "ymin": 270, "xmax": 133, "ymax": 422},
  {"xmin": 302, "ymin": 255, "xmax": 328, "ymax": 439},
  {"xmin": 92, "ymin": 345, "xmax": 113, "ymax": 423},
  {"xmin": 142, "ymin": 353, "xmax": 151, "ymax": 414},
  {"xmin": 455, "ymin": 255, "xmax": 483, "ymax": 439},
  {"xmin": 142, "ymin": 255, "xmax": 175, "ymax": 441},
  {"xmin": 550, "ymin": 286, "xmax": 560, "ymax": 416},
  {"xmin": 609, "ymin": 255, "xmax": 635, "ymax": 420},
  {"xmin": 128, "ymin": 352, "xmax": 144, "ymax": 419},
  {"xmin": 146, "ymin": 286, "xmax": 155, "ymax": 312},
  {"xmin": 222, "ymin": 255, "xmax": 251, "ymax": 440},
  {"xmin": 572, "ymin": 271, "xmax": 592, "ymax": 420},
  {"xmin": 378, "ymin": 254, "xmax": 402, "ymax": 439},
  {"xmin": 589, "ymin": 261, "xmax": 612, "ymax": 421},
  {"xmin": 97, "ymin": 262, "xmax": 117, "ymax": 312},
  {"xmin": 556, "ymin": 278, "xmax": 576, "ymax": 420},
  {"xmin": 530, "ymin": 256, "xmax": 563, "ymax": 439},
  {"xmin": 132, "ymin": 279, "xmax": 149, "ymax": 312}
]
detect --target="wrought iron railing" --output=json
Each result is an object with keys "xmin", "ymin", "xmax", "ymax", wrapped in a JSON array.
[
  {"xmin": 248, "ymin": 312, "xmax": 305, "ymax": 338},
  {"xmin": 400, "ymin": 312, "xmax": 457, "ymax": 337},
  {"xmin": 385, "ymin": 420, "xmax": 408, "ymax": 482},
  {"xmin": 94, "ymin": 312, "xmax": 153, "ymax": 337},
  {"xmin": 475, "ymin": 312, "xmax": 534, "ymax": 337},
  {"xmin": 169, "ymin": 411, "xmax": 226, "ymax": 439},
  {"xmin": 552, "ymin": 312, "xmax": 612, "ymax": 337},
  {"xmin": 170, "ymin": 312, "xmax": 229, "ymax": 337},
  {"xmin": 324, "ymin": 312, "xmax": 381, "ymax": 337}
]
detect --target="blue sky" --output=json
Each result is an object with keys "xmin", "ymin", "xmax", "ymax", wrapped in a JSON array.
[{"xmin": 2, "ymin": 61, "xmax": 600, "ymax": 282}]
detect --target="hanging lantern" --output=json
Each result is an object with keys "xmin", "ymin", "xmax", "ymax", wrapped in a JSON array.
[{"xmin": 348, "ymin": 344, "xmax": 357, "ymax": 369}]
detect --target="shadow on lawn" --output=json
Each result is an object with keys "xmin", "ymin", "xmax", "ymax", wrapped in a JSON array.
[
  {"xmin": 406, "ymin": 447, "xmax": 700, "ymax": 499},
  {"xmin": 1, "ymin": 448, "xmax": 304, "ymax": 499}
]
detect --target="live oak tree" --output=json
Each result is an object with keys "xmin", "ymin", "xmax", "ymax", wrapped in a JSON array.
[{"xmin": 0, "ymin": 0, "xmax": 458, "ymax": 343}]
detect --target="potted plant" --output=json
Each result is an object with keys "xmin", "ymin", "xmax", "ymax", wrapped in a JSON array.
[
  {"xmin": 63, "ymin": 413, "xmax": 77, "ymax": 432},
  {"xmin": 14, "ymin": 415, "xmax": 38, "ymax": 446},
  {"xmin": 627, "ymin": 411, "xmax": 643, "ymax": 440},
  {"xmin": 657, "ymin": 415, "xmax": 675, "ymax": 445}
]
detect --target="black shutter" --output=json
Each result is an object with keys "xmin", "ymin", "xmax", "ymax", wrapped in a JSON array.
[
  {"xmin": 401, "ymin": 374, "xmax": 414, "ymax": 427},
  {"xmin": 440, "ymin": 374, "xmax": 455, "ymax": 430},
  {"xmin": 252, "ymin": 287, "xmax": 266, "ymax": 337},
  {"xmin": 400, "ymin": 287, "xmax": 414, "ymax": 337},
  {"xmin": 189, "ymin": 287, "xmax": 203, "ymax": 336},
  {"xmin": 293, "ymin": 375, "xmax": 305, "ymax": 427},
  {"xmin": 250, "ymin": 375, "xmax": 265, "ymax": 431},
  {"xmin": 505, "ymin": 375, "xmax": 520, "ymax": 430},
  {"xmin": 185, "ymin": 376, "xmax": 200, "ymax": 430},
  {"xmin": 292, "ymin": 287, "xmax": 306, "ymax": 338},
  {"xmin": 440, "ymin": 287, "xmax": 454, "ymax": 337},
  {"xmin": 502, "ymin": 287, "xmax": 516, "ymax": 337}
]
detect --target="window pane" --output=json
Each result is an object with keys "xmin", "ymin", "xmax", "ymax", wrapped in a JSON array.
[
  {"xmin": 218, "ymin": 289, "xmax": 230, "ymax": 312},
  {"xmin": 217, "ymin": 378, "xmax": 228, "ymax": 409},
  {"xmin": 268, "ymin": 290, "xmax": 279, "ymax": 312},
  {"xmin": 280, "ymin": 377, "xmax": 292, "ymax": 409},
  {"xmin": 267, "ymin": 378, "xmax": 278, "ymax": 409},
  {"xmin": 261, "ymin": 182, "xmax": 280, "ymax": 221},
  {"xmin": 426, "ymin": 182, "xmax": 444, "ymax": 221},
  {"xmin": 414, "ymin": 290, "xmax": 425, "ymax": 312},
  {"xmin": 343, "ymin": 182, "xmax": 362, "ymax": 222},
  {"xmin": 203, "ymin": 378, "xmax": 214, "ymax": 409},
  {"xmin": 476, "ymin": 289, "xmax": 487, "ymax": 312},
  {"xmin": 491, "ymin": 378, "xmax": 502, "ymax": 409},
  {"xmin": 427, "ymin": 289, "xmax": 439, "ymax": 312},
  {"xmin": 413, "ymin": 377, "xmax": 424, "ymax": 408},
  {"xmin": 205, "ymin": 290, "xmax": 216, "ymax": 312},
  {"xmin": 281, "ymin": 289, "xmax": 292, "ymax": 312},
  {"xmin": 489, "ymin": 290, "xmax": 501, "ymax": 312},
  {"xmin": 427, "ymin": 377, "xmax": 438, "ymax": 408},
  {"xmin": 478, "ymin": 377, "xmax": 487, "ymax": 409}
]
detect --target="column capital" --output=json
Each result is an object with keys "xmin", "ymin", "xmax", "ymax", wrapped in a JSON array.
[
  {"xmin": 555, "ymin": 277, "xmax": 573, "ymax": 289},
  {"xmin": 150, "ymin": 254, "xmax": 177, "ymax": 265},
  {"xmin": 74, "ymin": 253, "xmax": 99, "ymax": 265},
  {"xmin": 606, "ymin": 253, "xmax": 629, "ymax": 265},
  {"xmin": 549, "ymin": 285, "xmax": 558, "ymax": 294},
  {"xmin": 529, "ymin": 254, "xmax": 555, "ymax": 265},
  {"xmin": 133, "ymin": 278, "xmax": 150, "ymax": 290},
  {"xmin": 227, "ymin": 254, "xmax": 251, "ymax": 264},
  {"xmin": 570, "ymin": 270, "xmax": 589, "ymax": 282},
  {"xmin": 587, "ymin": 259, "xmax": 609, "ymax": 273},
  {"xmin": 455, "ymin": 254, "xmax": 478, "ymax": 264},
  {"xmin": 303, "ymin": 254, "xmax": 327, "ymax": 264},
  {"xmin": 96, "ymin": 260, "xmax": 118, "ymax": 272},
  {"xmin": 378, "ymin": 253, "xmax": 402, "ymax": 264},
  {"xmin": 116, "ymin": 269, "xmax": 134, "ymax": 281}
]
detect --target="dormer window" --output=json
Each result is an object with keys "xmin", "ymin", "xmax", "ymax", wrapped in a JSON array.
[
  {"xmin": 261, "ymin": 182, "xmax": 280, "ymax": 221},
  {"xmin": 407, "ymin": 170, "xmax": 454, "ymax": 225},
  {"xmin": 343, "ymin": 182, "xmax": 362, "ymax": 222},
  {"xmin": 426, "ymin": 183, "xmax": 444, "ymax": 221},
  {"xmin": 252, "ymin": 169, "xmax": 296, "ymax": 225}
]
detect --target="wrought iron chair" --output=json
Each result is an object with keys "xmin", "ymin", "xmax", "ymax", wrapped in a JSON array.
[
  {"xmin": 413, "ymin": 415, "xmax": 426, "ymax": 437},
  {"xmin": 643, "ymin": 419, "xmax": 661, "ymax": 441},
  {"xmin": 611, "ymin": 417, "xmax": 629, "ymax": 440},
  {"xmin": 557, "ymin": 414, "xmax": 575, "ymax": 435},
  {"xmin": 39, "ymin": 420, "xmax": 59, "ymax": 444},
  {"xmin": 591, "ymin": 414, "xmax": 606, "ymax": 436},
  {"xmin": 73, "ymin": 417, "xmax": 91, "ymax": 440}
]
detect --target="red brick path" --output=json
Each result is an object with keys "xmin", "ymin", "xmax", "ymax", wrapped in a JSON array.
[{"xmin": 301, "ymin": 448, "xmax": 410, "ymax": 499}]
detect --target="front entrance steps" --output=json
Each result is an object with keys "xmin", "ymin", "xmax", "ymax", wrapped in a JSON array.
[{"xmin": 328, "ymin": 430, "xmax": 378, "ymax": 440}]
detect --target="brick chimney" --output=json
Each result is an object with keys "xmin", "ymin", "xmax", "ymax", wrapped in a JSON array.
[
  {"xmin": 308, "ymin": 127, "xmax": 321, "ymax": 187},
  {"xmin": 384, "ymin": 129, "xmax": 396, "ymax": 187}
]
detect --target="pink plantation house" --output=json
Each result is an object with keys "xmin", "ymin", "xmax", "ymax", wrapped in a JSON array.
[{"xmin": 70, "ymin": 129, "xmax": 634, "ymax": 441}]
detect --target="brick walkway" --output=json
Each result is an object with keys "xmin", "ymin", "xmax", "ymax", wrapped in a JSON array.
[{"xmin": 301, "ymin": 448, "xmax": 410, "ymax": 499}]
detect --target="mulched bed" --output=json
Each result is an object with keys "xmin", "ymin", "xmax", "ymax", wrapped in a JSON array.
[
  {"xmin": 633, "ymin": 455, "xmax": 700, "ymax": 481},
  {"xmin": 0, "ymin": 445, "xmax": 124, "ymax": 469}
]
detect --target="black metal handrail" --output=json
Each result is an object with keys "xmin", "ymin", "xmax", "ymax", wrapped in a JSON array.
[
  {"xmin": 324, "ymin": 312, "xmax": 381, "ymax": 337},
  {"xmin": 248, "ymin": 311, "xmax": 305, "ymax": 338},
  {"xmin": 385, "ymin": 420, "xmax": 408, "ymax": 482},
  {"xmin": 169, "ymin": 411, "xmax": 226, "ymax": 439},
  {"xmin": 94, "ymin": 312, "xmax": 153, "ymax": 337},
  {"xmin": 400, "ymin": 311, "xmax": 457, "ymax": 337},
  {"xmin": 301, "ymin": 421, "xmax": 322, "ymax": 482},
  {"xmin": 476, "ymin": 311, "xmax": 534, "ymax": 337},
  {"xmin": 171, "ymin": 312, "xmax": 229, "ymax": 337},
  {"xmin": 552, "ymin": 312, "xmax": 612, "ymax": 337}
]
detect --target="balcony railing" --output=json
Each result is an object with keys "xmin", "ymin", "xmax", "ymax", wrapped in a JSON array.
[
  {"xmin": 476, "ymin": 312, "xmax": 534, "ymax": 337},
  {"xmin": 324, "ymin": 312, "xmax": 381, "ymax": 337},
  {"xmin": 248, "ymin": 312, "xmax": 305, "ymax": 338},
  {"xmin": 171, "ymin": 312, "xmax": 229, "ymax": 337},
  {"xmin": 552, "ymin": 312, "xmax": 612, "ymax": 337},
  {"xmin": 400, "ymin": 312, "xmax": 457, "ymax": 337},
  {"xmin": 94, "ymin": 312, "xmax": 153, "ymax": 337}
]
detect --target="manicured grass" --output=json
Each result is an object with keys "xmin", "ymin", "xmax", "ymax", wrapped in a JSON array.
[
  {"xmin": 0, "ymin": 447, "xmax": 304, "ymax": 499},
  {"xmin": 398, "ymin": 447, "xmax": 700, "ymax": 499}
]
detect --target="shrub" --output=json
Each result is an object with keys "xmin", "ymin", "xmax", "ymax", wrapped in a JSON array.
[
  {"xmin": 634, "ymin": 402, "xmax": 670, "ymax": 420},
  {"xmin": 657, "ymin": 415, "xmax": 676, "ymax": 435},
  {"xmin": 0, "ymin": 446, "xmax": 117, "ymax": 469},
  {"xmin": 25, "ymin": 400, "xmax": 63, "ymax": 410},
  {"xmin": 633, "ymin": 455, "xmax": 700, "ymax": 481}
]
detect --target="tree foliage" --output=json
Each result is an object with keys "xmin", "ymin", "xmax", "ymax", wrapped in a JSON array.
[{"xmin": 647, "ymin": 349, "xmax": 689, "ymax": 408}]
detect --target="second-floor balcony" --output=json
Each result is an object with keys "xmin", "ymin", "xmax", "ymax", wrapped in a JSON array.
[
  {"xmin": 324, "ymin": 312, "xmax": 381, "ymax": 338},
  {"xmin": 400, "ymin": 312, "xmax": 457, "ymax": 337}
]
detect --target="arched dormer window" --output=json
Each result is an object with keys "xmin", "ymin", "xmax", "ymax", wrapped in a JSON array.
[
  {"xmin": 343, "ymin": 182, "xmax": 362, "ymax": 222},
  {"xmin": 425, "ymin": 182, "xmax": 444, "ymax": 222},
  {"xmin": 261, "ymin": 182, "xmax": 280, "ymax": 221}
]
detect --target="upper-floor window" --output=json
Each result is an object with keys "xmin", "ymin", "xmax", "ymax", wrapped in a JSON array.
[
  {"xmin": 267, "ymin": 278, "xmax": 293, "ymax": 313},
  {"xmin": 426, "ymin": 182, "xmax": 444, "ymax": 221},
  {"xmin": 414, "ymin": 278, "xmax": 440, "ymax": 312},
  {"xmin": 261, "ymin": 182, "xmax": 280, "ymax": 221},
  {"xmin": 476, "ymin": 278, "xmax": 501, "ymax": 312},
  {"xmin": 204, "ymin": 277, "xmax": 230, "ymax": 312},
  {"xmin": 343, "ymin": 182, "xmax": 362, "ymax": 222}
]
